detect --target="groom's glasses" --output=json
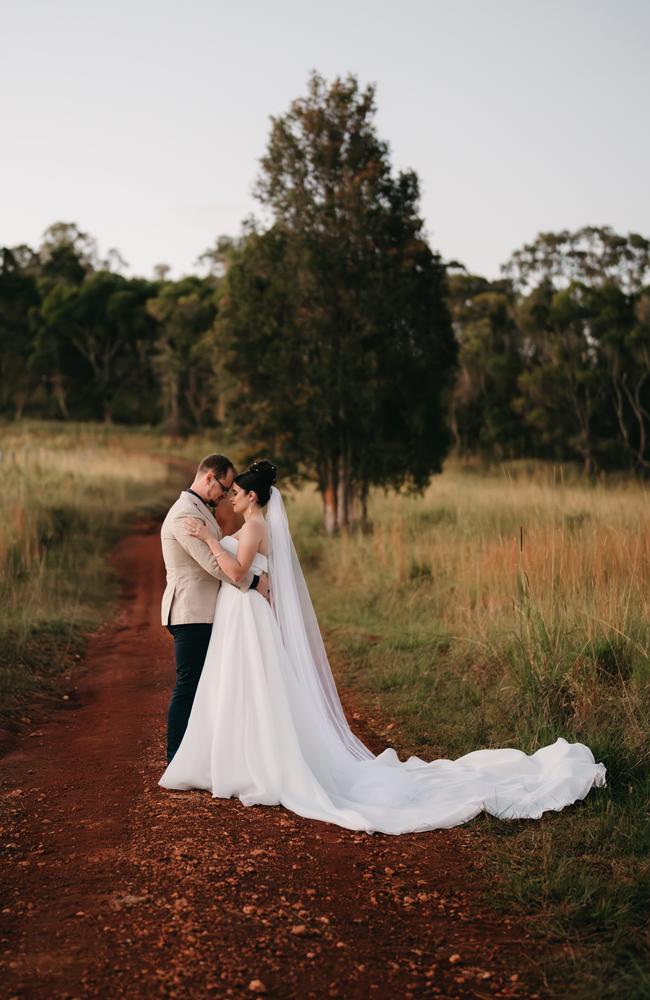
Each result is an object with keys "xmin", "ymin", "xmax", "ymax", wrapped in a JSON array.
[{"xmin": 216, "ymin": 478, "xmax": 233, "ymax": 497}]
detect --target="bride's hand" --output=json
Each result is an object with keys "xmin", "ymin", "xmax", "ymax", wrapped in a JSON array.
[
  {"xmin": 184, "ymin": 516, "xmax": 210, "ymax": 542},
  {"xmin": 256, "ymin": 572, "xmax": 271, "ymax": 604}
]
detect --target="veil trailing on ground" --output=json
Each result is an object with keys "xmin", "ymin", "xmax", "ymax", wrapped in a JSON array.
[{"xmin": 266, "ymin": 486, "xmax": 373, "ymax": 762}]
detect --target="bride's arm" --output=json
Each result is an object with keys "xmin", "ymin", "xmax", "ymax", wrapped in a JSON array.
[
  {"xmin": 171, "ymin": 514, "xmax": 253, "ymax": 591},
  {"xmin": 184, "ymin": 518, "xmax": 264, "ymax": 586}
]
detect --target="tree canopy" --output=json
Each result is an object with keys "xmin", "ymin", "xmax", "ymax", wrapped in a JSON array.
[{"xmin": 220, "ymin": 72, "xmax": 457, "ymax": 530}]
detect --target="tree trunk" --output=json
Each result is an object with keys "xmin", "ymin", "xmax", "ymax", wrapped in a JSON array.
[
  {"xmin": 611, "ymin": 359, "xmax": 636, "ymax": 471},
  {"xmin": 14, "ymin": 393, "xmax": 26, "ymax": 421},
  {"xmin": 622, "ymin": 372, "xmax": 650, "ymax": 470},
  {"xmin": 321, "ymin": 455, "xmax": 338, "ymax": 535},
  {"xmin": 186, "ymin": 371, "xmax": 206, "ymax": 431},
  {"xmin": 571, "ymin": 376, "xmax": 596, "ymax": 477},
  {"xmin": 359, "ymin": 483, "xmax": 370, "ymax": 535},
  {"xmin": 449, "ymin": 403, "xmax": 461, "ymax": 453},
  {"xmin": 167, "ymin": 374, "xmax": 181, "ymax": 436},
  {"xmin": 336, "ymin": 452, "xmax": 350, "ymax": 531},
  {"xmin": 347, "ymin": 483, "xmax": 359, "ymax": 530},
  {"xmin": 52, "ymin": 374, "xmax": 69, "ymax": 418}
]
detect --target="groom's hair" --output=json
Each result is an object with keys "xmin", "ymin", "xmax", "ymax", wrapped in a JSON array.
[{"xmin": 197, "ymin": 454, "xmax": 235, "ymax": 478}]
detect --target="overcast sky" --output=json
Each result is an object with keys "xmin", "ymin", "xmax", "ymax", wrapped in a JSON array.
[{"xmin": 1, "ymin": 0, "xmax": 648, "ymax": 280}]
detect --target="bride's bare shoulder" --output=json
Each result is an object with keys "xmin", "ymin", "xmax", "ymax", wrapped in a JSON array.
[
  {"xmin": 245, "ymin": 518, "xmax": 269, "ymax": 556},
  {"xmin": 234, "ymin": 519, "xmax": 267, "ymax": 546}
]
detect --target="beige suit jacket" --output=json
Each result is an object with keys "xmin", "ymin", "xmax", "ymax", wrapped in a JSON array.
[{"xmin": 160, "ymin": 491, "xmax": 254, "ymax": 626}]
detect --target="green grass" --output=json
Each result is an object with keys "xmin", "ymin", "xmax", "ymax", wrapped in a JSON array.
[{"xmin": 286, "ymin": 463, "xmax": 649, "ymax": 999}]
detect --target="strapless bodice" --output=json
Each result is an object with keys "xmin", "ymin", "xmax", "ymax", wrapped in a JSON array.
[{"xmin": 220, "ymin": 534, "xmax": 268, "ymax": 575}]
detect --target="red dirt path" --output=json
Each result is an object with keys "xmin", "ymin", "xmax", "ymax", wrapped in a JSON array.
[{"xmin": 0, "ymin": 518, "xmax": 551, "ymax": 999}]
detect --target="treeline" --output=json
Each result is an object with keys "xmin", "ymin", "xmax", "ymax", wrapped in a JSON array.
[
  {"xmin": 1, "ymin": 73, "xmax": 649, "ymax": 523},
  {"xmin": 0, "ymin": 224, "xmax": 223, "ymax": 429},
  {"xmin": 449, "ymin": 226, "xmax": 650, "ymax": 475}
]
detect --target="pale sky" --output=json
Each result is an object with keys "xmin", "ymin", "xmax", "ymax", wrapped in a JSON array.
[{"xmin": 1, "ymin": 0, "xmax": 648, "ymax": 281}]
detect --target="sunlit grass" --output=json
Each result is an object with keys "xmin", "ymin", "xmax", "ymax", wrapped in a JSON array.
[{"xmin": 287, "ymin": 457, "xmax": 649, "ymax": 998}]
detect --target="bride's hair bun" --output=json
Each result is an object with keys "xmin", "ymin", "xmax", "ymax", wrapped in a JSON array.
[
  {"xmin": 248, "ymin": 459, "xmax": 277, "ymax": 484},
  {"xmin": 234, "ymin": 459, "xmax": 277, "ymax": 507}
]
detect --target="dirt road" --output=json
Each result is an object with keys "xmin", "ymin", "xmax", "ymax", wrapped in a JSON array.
[{"xmin": 0, "ymin": 518, "xmax": 550, "ymax": 998}]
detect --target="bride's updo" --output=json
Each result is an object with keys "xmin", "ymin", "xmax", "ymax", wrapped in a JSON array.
[{"xmin": 234, "ymin": 460, "xmax": 277, "ymax": 507}]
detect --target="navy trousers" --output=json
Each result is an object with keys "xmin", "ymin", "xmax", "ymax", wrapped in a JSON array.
[{"xmin": 165, "ymin": 623, "xmax": 213, "ymax": 764}]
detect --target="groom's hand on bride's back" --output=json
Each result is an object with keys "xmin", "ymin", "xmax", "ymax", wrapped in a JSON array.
[{"xmin": 257, "ymin": 573, "xmax": 271, "ymax": 603}]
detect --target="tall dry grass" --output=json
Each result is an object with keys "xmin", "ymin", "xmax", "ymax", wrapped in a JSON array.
[
  {"xmin": 288, "ymin": 458, "xmax": 649, "ymax": 998},
  {"xmin": 293, "ymin": 462, "xmax": 648, "ymax": 633},
  {"xmin": 0, "ymin": 421, "xmax": 180, "ymax": 719}
]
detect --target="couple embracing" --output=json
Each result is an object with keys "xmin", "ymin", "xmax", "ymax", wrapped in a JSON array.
[{"xmin": 158, "ymin": 453, "xmax": 606, "ymax": 836}]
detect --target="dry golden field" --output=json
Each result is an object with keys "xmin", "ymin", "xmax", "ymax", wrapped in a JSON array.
[
  {"xmin": 1, "ymin": 424, "xmax": 647, "ymax": 996},
  {"xmin": 0, "ymin": 421, "xmax": 179, "ymax": 711},
  {"xmin": 289, "ymin": 460, "xmax": 649, "ymax": 998}
]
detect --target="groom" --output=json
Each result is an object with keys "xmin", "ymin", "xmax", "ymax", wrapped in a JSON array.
[{"xmin": 160, "ymin": 453, "xmax": 270, "ymax": 763}]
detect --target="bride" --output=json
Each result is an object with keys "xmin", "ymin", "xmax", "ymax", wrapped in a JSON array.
[{"xmin": 158, "ymin": 461, "xmax": 606, "ymax": 835}]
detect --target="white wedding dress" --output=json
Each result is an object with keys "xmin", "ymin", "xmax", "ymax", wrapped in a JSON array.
[{"xmin": 159, "ymin": 489, "xmax": 606, "ymax": 835}]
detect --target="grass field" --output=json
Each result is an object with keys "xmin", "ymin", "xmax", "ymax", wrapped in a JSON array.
[
  {"xmin": 0, "ymin": 420, "xmax": 188, "ymax": 730},
  {"xmin": 288, "ymin": 461, "xmax": 649, "ymax": 999},
  {"xmin": 1, "ymin": 423, "xmax": 647, "ymax": 997}
]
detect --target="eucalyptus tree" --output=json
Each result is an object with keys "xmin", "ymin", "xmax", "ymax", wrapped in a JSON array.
[
  {"xmin": 0, "ymin": 248, "xmax": 40, "ymax": 418},
  {"xmin": 220, "ymin": 72, "xmax": 457, "ymax": 531},
  {"xmin": 447, "ymin": 273, "xmax": 526, "ymax": 457},
  {"xmin": 504, "ymin": 228, "xmax": 650, "ymax": 474},
  {"xmin": 146, "ymin": 277, "xmax": 220, "ymax": 434}
]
